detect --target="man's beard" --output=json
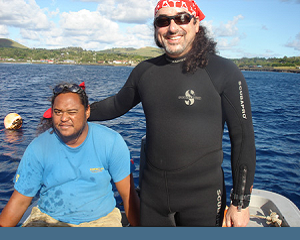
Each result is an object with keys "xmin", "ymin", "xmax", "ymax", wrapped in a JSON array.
[{"xmin": 157, "ymin": 30, "xmax": 189, "ymax": 57}]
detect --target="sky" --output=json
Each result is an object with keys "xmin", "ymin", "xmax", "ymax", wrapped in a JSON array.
[{"xmin": 0, "ymin": 0, "xmax": 300, "ymax": 59}]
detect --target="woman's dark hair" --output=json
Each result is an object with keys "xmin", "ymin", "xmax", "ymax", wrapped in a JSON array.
[
  {"xmin": 37, "ymin": 83, "xmax": 89, "ymax": 135},
  {"xmin": 154, "ymin": 20, "xmax": 217, "ymax": 73}
]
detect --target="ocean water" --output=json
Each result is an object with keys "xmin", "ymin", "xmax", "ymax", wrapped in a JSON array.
[{"xmin": 0, "ymin": 63, "xmax": 299, "ymax": 215}]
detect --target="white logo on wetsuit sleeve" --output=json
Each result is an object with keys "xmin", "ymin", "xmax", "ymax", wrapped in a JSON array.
[
  {"xmin": 216, "ymin": 189, "xmax": 222, "ymax": 226},
  {"xmin": 178, "ymin": 90, "xmax": 202, "ymax": 106},
  {"xmin": 238, "ymin": 81, "xmax": 247, "ymax": 119}
]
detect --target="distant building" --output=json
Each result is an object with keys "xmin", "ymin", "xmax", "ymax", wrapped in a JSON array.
[
  {"xmin": 113, "ymin": 60, "xmax": 128, "ymax": 65},
  {"xmin": 63, "ymin": 59, "xmax": 75, "ymax": 64},
  {"xmin": 113, "ymin": 60, "xmax": 122, "ymax": 64}
]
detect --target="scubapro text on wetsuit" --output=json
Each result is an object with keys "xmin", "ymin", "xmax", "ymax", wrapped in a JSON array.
[{"xmin": 238, "ymin": 81, "xmax": 247, "ymax": 119}]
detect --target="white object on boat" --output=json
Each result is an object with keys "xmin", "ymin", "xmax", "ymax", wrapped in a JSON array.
[{"xmin": 248, "ymin": 189, "xmax": 300, "ymax": 227}]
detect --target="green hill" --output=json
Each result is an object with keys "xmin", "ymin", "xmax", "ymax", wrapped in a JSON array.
[
  {"xmin": 99, "ymin": 47, "xmax": 163, "ymax": 58},
  {"xmin": 0, "ymin": 38, "xmax": 162, "ymax": 58},
  {"xmin": 0, "ymin": 38, "xmax": 28, "ymax": 49}
]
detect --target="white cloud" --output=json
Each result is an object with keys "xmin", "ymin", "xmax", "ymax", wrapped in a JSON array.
[
  {"xmin": 0, "ymin": 0, "xmax": 157, "ymax": 50},
  {"xmin": 47, "ymin": 8, "xmax": 60, "ymax": 18},
  {"xmin": 20, "ymin": 29, "xmax": 42, "ymax": 41},
  {"xmin": 37, "ymin": 8, "xmax": 154, "ymax": 50},
  {"xmin": 0, "ymin": 25, "xmax": 9, "ymax": 37},
  {"xmin": 0, "ymin": 0, "xmax": 51, "ymax": 30},
  {"xmin": 285, "ymin": 33, "xmax": 300, "ymax": 51},
  {"xmin": 96, "ymin": 0, "xmax": 157, "ymax": 24},
  {"xmin": 201, "ymin": 20, "xmax": 214, "ymax": 38},
  {"xmin": 114, "ymin": 24, "xmax": 154, "ymax": 48},
  {"xmin": 204, "ymin": 15, "xmax": 245, "ymax": 53},
  {"xmin": 23, "ymin": 9, "xmax": 124, "ymax": 50},
  {"xmin": 60, "ymin": 9, "xmax": 120, "ymax": 42},
  {"xmin": 216, "ymin": 37, "xmax": 241, "ymax": 51},
  {"xmin": 214, "ymin": 15, "xmax": 244, "ymax": 38}
]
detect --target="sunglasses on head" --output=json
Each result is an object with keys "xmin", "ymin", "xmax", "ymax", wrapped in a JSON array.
[
  {"xmin": 53, "ymin": 84, "xmax": 83, "ymax": 96},
  {"xmin": 154, "ymin": 13, "xmax": 194, "ymax": 28}
]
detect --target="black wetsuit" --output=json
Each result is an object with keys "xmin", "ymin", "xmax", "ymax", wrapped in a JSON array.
[{"xmin": 89, "ymin": 54, "xmax": 256, "ymax": 226}]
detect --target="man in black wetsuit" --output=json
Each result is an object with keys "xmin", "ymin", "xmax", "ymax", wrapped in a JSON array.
[{"xmin": 89, "ymin": 0, "xmax": 256, "ymax": 227}]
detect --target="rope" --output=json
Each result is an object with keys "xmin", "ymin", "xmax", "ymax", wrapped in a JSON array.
[{"xmin": 250, "ymin": 210, "xmax": 282, "ymax": 227}]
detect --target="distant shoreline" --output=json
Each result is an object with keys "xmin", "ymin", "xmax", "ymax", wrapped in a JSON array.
[
  {"xmin": 1, "ymin": 61, "xmax": 299, "ymax": 74},
  {"xmin": 0, "ymin": 60, "xmax": 136, "ymax": 67},
  {"xmin": 240, "ymin": 67, "xmax": 300, "ymax": 74}
]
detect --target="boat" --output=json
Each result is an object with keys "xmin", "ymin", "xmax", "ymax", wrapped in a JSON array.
[
  {"xmin": 18, "ymin": 136, "xmax": 300, "ymax": 227},
  {"xmin": 247, "ymin": 189, "xmax": 300, "ymax": 227}
]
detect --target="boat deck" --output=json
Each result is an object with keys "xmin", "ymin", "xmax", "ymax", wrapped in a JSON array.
[{"xmin": 247, "ymin": 189, "xmax": 300, "ymax": 227}]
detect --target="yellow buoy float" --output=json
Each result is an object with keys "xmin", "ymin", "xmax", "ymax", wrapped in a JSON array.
[{"xmin": 4, "ymin": 113, "xmax": 23, "ymax": 130}]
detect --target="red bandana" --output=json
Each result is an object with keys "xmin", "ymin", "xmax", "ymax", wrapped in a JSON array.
[
  {"xmin": 155, "ymin": 0, "xmax": 205, "ymax": 21},
  {"xmin": 43, "ymin": 107, "xmax": 52, "ymax": 119},
  {"xmin": 79, "ymin": 82, "xmax": 85, "ymax": 90}
]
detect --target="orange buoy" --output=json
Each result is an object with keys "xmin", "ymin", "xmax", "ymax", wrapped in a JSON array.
[{"xmin": 4, "ymin": 113, "xmax": 23, "ymax": 130}]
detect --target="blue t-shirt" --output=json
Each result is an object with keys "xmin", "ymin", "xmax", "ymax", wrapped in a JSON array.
[{"xmin": 14, "ymin": 122, "xmax": 131, "ymax": 224}]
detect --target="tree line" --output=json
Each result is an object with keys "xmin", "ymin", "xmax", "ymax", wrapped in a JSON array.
[
  {"xmin": 0, "ymin": 47, "xmax": 149, "ymax": 65},
  {"xmin": 1, "ymin": 47, "xmax": 299, "ymax": 69},
  {"xmin": 232, "ymin": 56, "xmax": 300, "ymax": 69}
]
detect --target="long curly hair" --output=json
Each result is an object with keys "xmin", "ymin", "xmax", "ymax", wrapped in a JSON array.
[
  {"xmin": 154, "ymin": 20, "xmax": 217, "ymax": 73},
  {"xmin": 37, "ymin": 117, "xmax": 53, "ymax": 135},
  {"xmin": 183, "ymin": 25, "xmax": 217, "ymax": 73}
]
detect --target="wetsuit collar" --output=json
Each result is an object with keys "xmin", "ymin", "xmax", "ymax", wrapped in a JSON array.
[{"xmin": 165, "ymin": 54, "xmax": 186, "ymax": 64}]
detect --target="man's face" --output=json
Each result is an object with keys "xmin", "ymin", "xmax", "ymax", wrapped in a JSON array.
[
  {"xmin": 52, "ymin": 92, "xmax": 90, "ymax": 146},
  {"xmin": 155, "ymin": 7, "xmax": 200, "ymax": 58}
]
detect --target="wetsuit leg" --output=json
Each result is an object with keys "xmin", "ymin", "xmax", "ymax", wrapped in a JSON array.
[
  {"xmin": 140, "ymin": 162, "xmax": 176, "ymax": 226},
  {"xmin": 166, "ymin": 153, "xmax": 226, "ymax": 227},
  {"xmin": 140, "ymin": 202, "xmax": 176, "ymax": 226},
  {"xmin": 172, "ymin": 181, "xmax": 226, "ymax": 227},
  {"xmin": 140, "ymin": 151, "xmax": 226, "ymax": 227}
]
